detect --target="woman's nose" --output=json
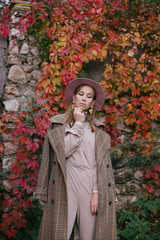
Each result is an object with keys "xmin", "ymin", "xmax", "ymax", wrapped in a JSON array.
[{"xmin": 82, "ymin": 95, "xmax": 86, "ymax": 101}]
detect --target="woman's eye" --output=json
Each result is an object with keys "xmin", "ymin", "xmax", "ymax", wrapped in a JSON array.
[{"xmin": 87, "ymin": 95, "xmax": 92, "ymax": 98}]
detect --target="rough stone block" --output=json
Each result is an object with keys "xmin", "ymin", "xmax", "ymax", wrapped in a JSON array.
[
  {"xmin": 3, "ymin": 142, "xmax": 18, "ymax": 155},
  {"xmin": 31, "ymin": 70, "xmax": 42, "ymax": 80},
  {"xmin": 0, "ymin": 66, "xmax": 7, "ymax": 97},
  {"xmin": 23, "ymin": 65, "xmax": 33, "ymax": 73},
  {"xmin": 31, "ymin": 47, "xmax": 39, "ymax": 56},
  {"xmin": 115, "ymin": 170, "xmax": 133, "ymax": 184},
  {"xmin": 2, "ymin": 155, "xmax": 16, "ymax": 171},
  {"xmin": 8, "ymin": 65, "xmax": 27, "ymax": 83},
  {"xmin": 20, "ymin": 42, "xmax": 29, "ymax": 55},
  {"xmin": 3, "ymin": 99, "xmax": 19, "ymax": 112},
  {"xmin": 6, "ymin": 55, "xmax": 22, "ymax": 65},
  {"xmin": 1, "ymin": 132, "xmax": 12, "ymax": 142},
  {"xmin": 5, "ymin": 85, "xmax": 20, "ymax": 97},
  {"xmin": 9, "ymin": 39, "xmax": 19, "ymax": 55},
  {"xmin": 134, "ymin": 170, "xmax": 144, "ymax": 181}
]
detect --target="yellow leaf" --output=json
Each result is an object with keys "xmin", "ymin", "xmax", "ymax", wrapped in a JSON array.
[
  {"xmin": 41, "ymin": 62, "xmax": 48, "ymax": 68},
  {"xmin": 75, "ymin": 62, "xmax": 80, "ymax": 67},
  {"xmin": 100, "ymin": 49, "xmax": 108, "ymax": 60},
  {"xmin": 127, "ymin": 104, "xmax": 133, "ymax": 112},
  {"xmin": 49, "ymin": 86, "xmax": 56, "ymax": 94},
  {"xmin": 130, "ymin": 22, "xmax": 137, "ymax": 28},
  {"xmin": 117, "ymin": 149, "xmax": 122, "ymax": 159},
  {"xmin": 42, "ymin": 79, "xmax": 50, "ymax": 89},
  {"xmin": 53, "ymin": 77, "xmax": 61, "ymax": 86},
  {"xmin": 141, "ymin": 53, "xmax": 146, "ymax": 59},
  {"xmin": 92, "ymin": 50, "xmax": 97, "ymax": 56},
  {"xmin": 58, "ymin": 36, "xmax": 66, "ymax": 42},
  {"xmin": 134, "ymin": 32, "xmax": 140, "ymax": 38}
]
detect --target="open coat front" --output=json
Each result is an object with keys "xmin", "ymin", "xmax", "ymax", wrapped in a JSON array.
[{"xmin": 35, "ymin": 114, "xmax": 117, "ymax": 240}]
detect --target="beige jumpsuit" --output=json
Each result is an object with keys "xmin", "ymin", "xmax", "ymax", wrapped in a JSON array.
[{"xmin": 65, "ymin": 121, "xmax": 98, "ymax": 240}]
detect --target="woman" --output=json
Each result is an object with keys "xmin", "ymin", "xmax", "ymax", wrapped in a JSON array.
[{"xmin": 35, "ymin": 78, "xmax": 117, "ymax": 240}]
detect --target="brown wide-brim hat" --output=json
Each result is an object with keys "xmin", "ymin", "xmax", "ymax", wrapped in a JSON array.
[{"xmin": 65, "ymin": 78, "xmax": 105, "ymax": 111}]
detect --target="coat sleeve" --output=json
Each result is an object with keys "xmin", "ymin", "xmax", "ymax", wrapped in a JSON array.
[
  {"xmin": 106, "ymin": 149, "xmax": 117, "ymax": 199},
  {"xmin": 34, "ymin": 126, "xmax": 52, "ymax": 203},
  {"xmin": 65, "ymin": 122, "xmax": 83, "ymax": 158},
  {"xmin": 92, "ymin": 164, "xmax": 98, "ymax": 192}
]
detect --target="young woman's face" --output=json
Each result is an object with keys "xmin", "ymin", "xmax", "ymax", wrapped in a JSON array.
[{"xmin": 73, "ymin": 85, "xmax": 95, "ymax": 111}]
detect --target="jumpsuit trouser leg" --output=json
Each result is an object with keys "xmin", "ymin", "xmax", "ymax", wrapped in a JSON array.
[
  {"xmin": 77, "ymin": 193, "xmax": 96, "ymax": 240},
  {"xmin": 67, "ymin": 189, "xmax": 96, "ymax": 240}
]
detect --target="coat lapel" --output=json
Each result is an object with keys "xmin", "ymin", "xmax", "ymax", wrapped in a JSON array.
[{"xmin": 95, "ymin": 128, "xmax": 110, "ymax": 169}]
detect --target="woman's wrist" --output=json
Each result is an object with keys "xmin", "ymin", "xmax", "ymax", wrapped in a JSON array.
[{"xmin": 92, "ymin": 190, "xmax": 98, "ymax": 194}]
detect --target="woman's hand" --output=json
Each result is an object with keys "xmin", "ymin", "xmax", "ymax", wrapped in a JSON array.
[
  {"xmin": 90, "ymin": 192, "xmax": 98, "ymax": 216},
  {"xmin": 73, "ymin": 107, "xmax": 84, "ymax": 123}
]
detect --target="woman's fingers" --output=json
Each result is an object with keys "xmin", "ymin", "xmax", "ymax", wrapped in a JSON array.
[
  {"xmin": 90, "ymin": 193, "xmax": 98, "ymax": 216},
  {"xmin": 73, "ymin": 107, "xmax": 84, "ymax": 122},
  {"xmin": 91, "ymin": 205, "xmax": 97, "ymax": 215}
]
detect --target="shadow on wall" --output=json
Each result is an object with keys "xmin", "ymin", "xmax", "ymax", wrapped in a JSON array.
[{"xmin": 0, "ymin": 34, "xmax": 8, "ymax": 100}]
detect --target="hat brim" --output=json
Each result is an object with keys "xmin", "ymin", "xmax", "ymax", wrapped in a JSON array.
[{"xmin": 65, "ymin": 78, "xmax": 105, "ymax": 111}]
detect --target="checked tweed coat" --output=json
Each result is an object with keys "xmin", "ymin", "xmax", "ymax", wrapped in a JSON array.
[{"xmin": 35, "ymin": 113, "xmax": 117, "ymax": 240}]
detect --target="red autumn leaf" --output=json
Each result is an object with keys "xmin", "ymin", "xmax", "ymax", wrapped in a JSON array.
[
  {"xmin": 152, "ymin": 172, "xmax": 158, "ymax": 180},
  {"xmin": 28, "ymin": 172, "xmax": 39, "ymax": 182},
  {"xmin": 20, "ymin": 179, "xmax": 27, "ymax": 186},
  {"xmin": 24, "ymin": 183, "xmax": 35, "ymax": 194},
  {"xmin": 13, "ymin": 189, "xmax": 23, "ymax": 200},
  {"xmin": 0, "ymin": 223, "xmax": 6, "ymax": 231},
  {"xmin": 26, "ymin": 158, "xmax": 39, "ymax": 170},
  {"xmin": 14, "ymin": 218, "xmax": 27, "ymax": 229},
  {"xmin": 136, "ymin": 109, "xmax": 144, "ymax": 117},
  {"xmin": 20, "ymin": 199, "xmax": 32, "ymax": 209},
  {"xmin": 131, "ymin": 98, "xmax": 140, "ymax": 107},
  {"xmin": 4, "ymin": 194, "xmax": 11, "ymax": 201},
  {"xmin": 9, "ymin": 178, "xmax": 23, "ymax": 187},
  {"xmin": 137, "ymin": 119, "xmax": 144, "ymax": 125},
  {"xmin": 32, "ymin": 142, "xmax": 39, "ymax": 153},
  {"xmin": 16, "ymin": 149, "xmax": 28, "ymax": 160},
  {"xmin": 146, "ymin": 184, "xmax": 154, "ymax": 193},
  {"xmin": 10, "ymin": 164, "xmax": 24, "ymax": 176},
  {"xmin": 0, "ymin": 144, "xmax": 3, "ymax": 153},
  {"xmin": 156, "ymin": 166, "xmax": 160, "ymax": 172},
  {"xmin": 27, "ymin": 126, "xmax": 37, "ymax": 136},
  {"xmin": 1, "ymin": 213, "xmax": 8, "ymax": 220},
  {"xmin": 2, "ymin": 214, "xmax": 13, "ymax": 225},
  {"xmin": 156, "ymin": 179, "xmax": 160, "ymax": 186},
  {"xmin": 32, "ymin": 154, "xmax": 38, "ymax": 160},
  {"xmin": 25, "ymin": 139, "xmax": 32, "ymax": 151},
  {"xmin": 132, "ymin": 88, "xmax": 141, "ymax": 96},
  {"xmin": 11, "ymin": 210, "xmax": 21, "ymax": 219},
  {"xmin": 6, "ymin": 226, "xmax": 18, "ymax": 239}
]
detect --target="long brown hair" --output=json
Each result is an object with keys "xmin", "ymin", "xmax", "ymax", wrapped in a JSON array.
[{"xmin": 65, "ymin": 85, "xmax": 97, "ymax": 132}]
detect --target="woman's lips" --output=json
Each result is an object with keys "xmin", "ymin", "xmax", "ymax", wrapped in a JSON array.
[{"xmin": 80, "ymin": 103, "xmax": 86, "ymax": 107}]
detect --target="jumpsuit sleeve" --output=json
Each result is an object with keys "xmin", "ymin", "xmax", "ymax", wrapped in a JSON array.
[{"xmin": 65, "ymin": 122, "xmax": 83, "ymax": 158}]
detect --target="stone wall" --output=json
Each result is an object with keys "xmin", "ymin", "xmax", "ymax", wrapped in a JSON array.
[
  {"xmin": 0, "ymin": 2, "xmax": 156, "ymax": 210},
  {"xmin": 114, "ymin": 160, "xmax": 144, "ymax": 210},
  {"xmin": 1, "ymin": 3, "xmax": 42, "ymax": 191}
]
